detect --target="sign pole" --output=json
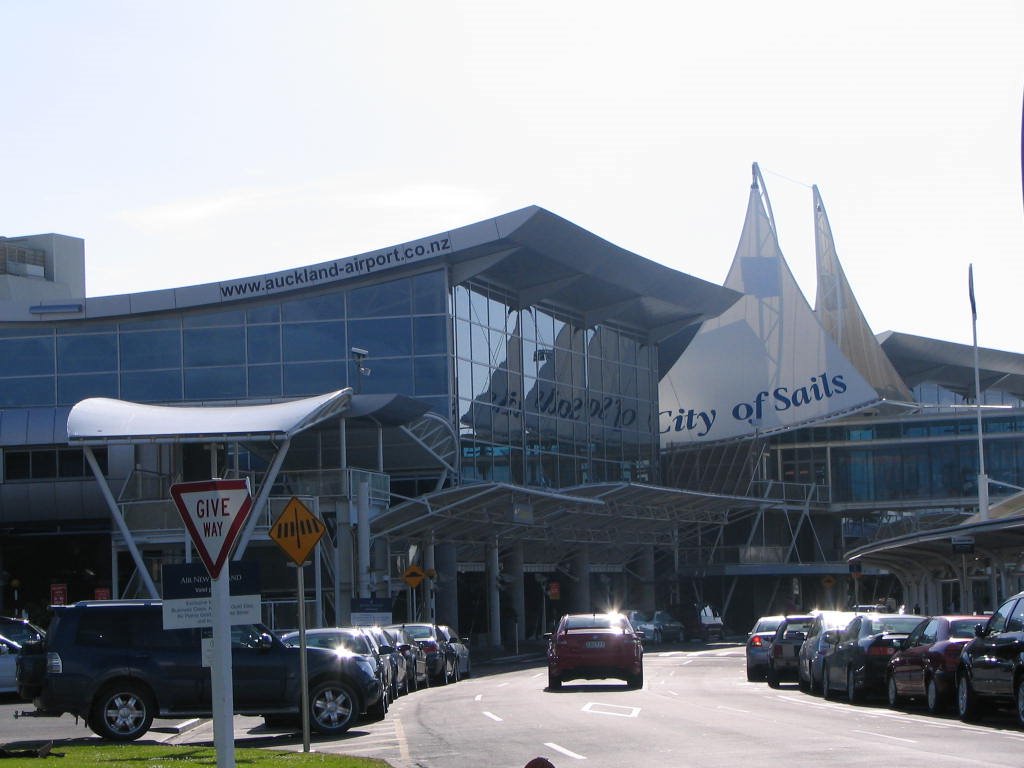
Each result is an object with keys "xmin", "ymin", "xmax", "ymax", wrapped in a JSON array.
[
  {"xmin": 210, "ymin": 562, "xmax": 235, "ymax": 768},
  {"xmin": 298, "ymin": 563, "xmax": 311, "ymax": 752}
]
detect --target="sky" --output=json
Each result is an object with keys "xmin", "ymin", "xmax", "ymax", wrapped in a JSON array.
[{"xmin": 2, "ymin": 2, "xmax": 1022, "ymax": 352}]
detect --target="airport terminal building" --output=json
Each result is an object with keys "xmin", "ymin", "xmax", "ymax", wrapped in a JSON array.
[{"xmin": 3, "ymin": 171, "xmax": 1023, "ymax": 641}]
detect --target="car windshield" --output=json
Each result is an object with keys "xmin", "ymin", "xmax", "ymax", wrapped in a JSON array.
[
  {"xmin": 306, "ymin": 632, "xmax": 371, "ymax": 654},
  {"xmin": 755, "ymin": 619, "xmax": 782, "ymax": 632},
  {"xmin": 0, "ymin": 619, "xmax": 43, "ymax": 645},
  {"xmin": 403, "ymin": 625, "xmax": 434, "ymax": 640}
]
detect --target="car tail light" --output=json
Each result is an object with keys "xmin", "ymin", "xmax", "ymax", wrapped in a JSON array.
[
  {"xmin": 750, "ymin": 636, "xmax": 763, "ymax": 648},
  {"xmin": 868, "ymin": 645, "xmax": 895, "ymax": 656},
  {"xmin": 46, "ymin": 652, "xmax": 62, "ymax": 674},
  {"xmin": 420, "ymin": 641, "xmax": 439, "ymax": 654}
]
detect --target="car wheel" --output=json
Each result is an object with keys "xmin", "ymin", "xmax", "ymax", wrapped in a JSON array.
[
  {"xmin": 821, "ymin": 663, "xmax": 833, "ymax": 700},
  {"xmin": 408, "ymin": 669, "xmax": 418, "ymax": 693},
  {"xmin": 627, "ymin": 669, "xmax": 644, "ymax": 689},
  {"xmin": 367, "ymin": 681, "xmax": 389, "ymax": 721},
  {"xmin": 548, "ymin": 670, "xmax": 561, "ymax": 690},
  {"xmin": 925, "ymin": 675, "xmax": 943, "ymax": 714},
  {"xmin": 89, "ymin": 682, "xmax": 154, "ymax": 742},
  {"xmin": 451, "ymin": 658, "xmax": 461, "ymax": 683},
  {"xmin": 1015, "ymin": 677, "xmax": 1024, "ymax": 728},
  {"xmin": 746, "ymin": 664, "xmax": 757, "ymax": 682},
  {"xmin": 797, "ymin": 665, "xmax": 809, "ymax": 692},
  {"xmin": 886, "ymin": 674, "xmax": 900, "ymax": 709},
  {"xmin": 957, "ymin": 672, "xmax": 981, "ymax": 722},
  {"xmin": 310, "ymin": 680, "xmax": 359, "ymax": 734},
  {"xmin": 463, "ymin": 656, "xmax": 471, "ymax": 679},
  {"xmin": 766, "ymin": 664, "xmax": 779, "ymax": 689},
  {"xmin": 846, "ymin": 668, "xmax": 859, "ymax": 703}
]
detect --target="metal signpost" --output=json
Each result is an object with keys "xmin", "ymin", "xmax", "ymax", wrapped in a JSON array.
[
  {"xmin": 269, "ymin": 496, "xmax": 326, "ymax": 753},
  {"xmin": 170, "ymin": 479, "xmax": 253, "ymax": 768}
]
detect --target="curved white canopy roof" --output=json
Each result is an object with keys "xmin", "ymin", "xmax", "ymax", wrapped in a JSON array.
[{"xmin": 67, "ymin": 388, "xmax": 352, "ymax": 445}]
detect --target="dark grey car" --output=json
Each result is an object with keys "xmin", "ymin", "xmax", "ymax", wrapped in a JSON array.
[{"xmin": 797, "ymin": 611, "xmax": 855, "ymax": 694}]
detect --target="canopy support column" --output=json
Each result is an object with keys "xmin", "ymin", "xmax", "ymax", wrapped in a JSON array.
[{"xmin": 84, "ymin": 446, "xmax": 159, "ymax": 599}]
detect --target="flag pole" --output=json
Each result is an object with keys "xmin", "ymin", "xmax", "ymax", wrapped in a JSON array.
[{"xmin": 970, "ymin": 264, "xmax": 988, "ymax": 520}]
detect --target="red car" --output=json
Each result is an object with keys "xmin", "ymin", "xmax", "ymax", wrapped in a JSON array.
[
  {"xmin": 546, "ymin": 613, "xmax": 644, "ymax": 690},
  {"xmin": 886, "ymin": 614, "xmax": 978, "ymax": 713}
]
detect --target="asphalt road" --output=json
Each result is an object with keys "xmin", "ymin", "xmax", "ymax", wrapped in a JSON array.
[{"xmin": 5, "ymin": 644, "xmax": 1024, "ymax": 767}]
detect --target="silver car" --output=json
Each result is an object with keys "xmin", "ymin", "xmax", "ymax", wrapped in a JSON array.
[{"xmin": 746, "ymin": 615, "xmax": 783, "ymax": 681}]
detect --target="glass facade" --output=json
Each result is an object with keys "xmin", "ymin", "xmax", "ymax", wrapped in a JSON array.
[
  {"xmin": 767, "ymin": 409, "xmax": 1024, "ymax": 503},
  {"xmin": 0, "ymin": 270, "xmax": 450, "ymax": 415},
  {"xmin": 454, "ymin": 280, "xmax": 658, "ymax": 488}
]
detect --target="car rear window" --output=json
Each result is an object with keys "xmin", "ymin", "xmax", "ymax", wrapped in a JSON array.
[
  {"xmin": 949, "ymin": 619, "xmax": 979, "ymax": 638},
  {"xmin": 565, "ymin": 615, "xmax": 623, "ymax": 630},
  {"xmin": 755, "ymin": 619, "xmax": 782, "ymax": 632},
  {"xmin": 865, "ymin": 616, "xmax": 923, "ymax": 634}
]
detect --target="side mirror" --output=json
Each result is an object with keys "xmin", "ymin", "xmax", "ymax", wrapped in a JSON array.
[
  {"xmin": 974, "ymin": 623, "xmax": 986, "ymax": 637},
  {"xmin": 543, "ymin": 632, "xmax": 552, "ymax": 641},
  {"xmin": 257, "ymin": 632, "xmax": 275, "ymax": 650},
  {"xmin": 636, "ymin": 630, "xmax": 646, "ymax": 639},
  {"xmin": 378, "ymin": 644, "xmax": 395, "ymax": 655},
  {"xmin": 397, "ymin": 642, "xmax": 411, "ymax": 653},
  {"xmin": 822, "ymin": 629, "xmax": 839, "ymax": 645}
]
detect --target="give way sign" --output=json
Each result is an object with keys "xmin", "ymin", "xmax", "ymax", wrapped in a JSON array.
[{"xmin": 170, "ymin": 479, "xmax": 253, "ymax": 579}]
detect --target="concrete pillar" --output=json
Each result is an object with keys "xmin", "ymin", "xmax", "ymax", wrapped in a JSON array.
[
  {"xmin": 372, "ymin": 538, "xmax": 389, "ymax": 600},
  {"xmin": 357, "ymin": 480, "xmax": 371, "ymax": 599},
  {"xmin": 486, "ymin": 538, "xmax": 502, "ymax": 647},
  {"xmin": 571, "ymin": 547, "xmax": 591, "ymax": 614},
  {"xmin": 638, "ymin": 545, "xmax": 656, "ymax": 611},
  {"xmin": 434, "ymin": 541, "xmax": 458, "ymax": 629},
  {"xmin": 422, "ymin": 536, "xmax": 436, "ymax": 622},
  {"xmin": 502, "ymin": 542, "xmax": 526, "ymax": 647}
]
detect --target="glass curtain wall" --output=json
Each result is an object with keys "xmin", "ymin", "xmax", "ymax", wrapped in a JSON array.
[
  {"xmin": 0, "ymin": 270, "xmax": 450, "ymax": 415},
  {"xmin": 454, "ymin": 280, "xmax": 657, "ymax": 489}
]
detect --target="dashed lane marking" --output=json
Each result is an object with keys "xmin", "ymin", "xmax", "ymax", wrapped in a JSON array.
[
  {"xmin": 483, "ymin": 711, "xmax": 503, "ymax": 722},
  {"xmin": 545, "ymin": 742, "xmax": 587, "ymax": 760}
]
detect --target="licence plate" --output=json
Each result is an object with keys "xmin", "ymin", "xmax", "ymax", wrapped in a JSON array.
[{"xmin": 585, "ymin": 640, "xmax": 605, "ymax": 649}]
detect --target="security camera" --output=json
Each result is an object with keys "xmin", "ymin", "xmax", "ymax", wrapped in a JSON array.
[{"xmin": 351, "ymin": 347, "xmax": 368, "ymax": 358}]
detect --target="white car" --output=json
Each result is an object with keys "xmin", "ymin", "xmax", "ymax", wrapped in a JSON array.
[{"xmin": 0, "ymin": 635, "xmax": 20, "ymax": 693}]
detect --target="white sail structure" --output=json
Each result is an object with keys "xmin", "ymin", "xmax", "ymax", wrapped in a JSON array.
[
  {"xmin": 812, "ymin": 185, "xmax": 913, "ymax": 402},
  {"xmin": 659, "ymin": 164, "xmax": 880, "ymax": 446}
]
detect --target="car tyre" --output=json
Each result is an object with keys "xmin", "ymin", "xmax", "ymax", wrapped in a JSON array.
[
  {"xmin": 957, "ymin": 672, "xmax": 981, "ymax": 722},
  {"xmin": 847, "ymin": 668, "xmax": 859, "ymax": 703},
  {"xmin": 766, "ymin": 664, "xmax": 779, "ymax": 689},
  {"xmin": 886, "ymin": 674, "xmax": 900, "ymax": 709},
  {"xmin": 746, "ymin": 665, "xmax": 758, "ymax": 682},
  {"xmin": 627, "ymin": 669, "xmax": 644, "ymax": 689},
  {"xmin": 463, "ymin": 656, "xmax": 471, "ymax": 679},
  {"xmin": 548, "ymin": 670, "xmax": 562, "ymax": 690},
  {"xmin": 925, "ymin": 675, "xmax": 944, "ymax": 714},
  {"xmin": 1015, "ymin": 677, "xmax": 1024, "ymax": 727},
  {"xmin": 367, "ymin": 681, "xmax": 389, "ymax": 721},
  {"xmin": 310, "ymin": 680, "xmax": 359, "ymax": 734},
  {"xmin": 821, "ymin": 663, "xmax": 833, "ymax": 700},
  {"xmin": 89, "ymin": 682, "xmax": 154, "ymax": 742}
]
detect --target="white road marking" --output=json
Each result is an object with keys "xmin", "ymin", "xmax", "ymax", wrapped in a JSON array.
[
  {"xmin": 851, "ymin": 729, "xmax": 916, "ymax": 743},
  {"xmin": 545, "ymin": 742, "xmax": 587, "ymax": 760},
  {"xmin": 482, "ymin": 711, "xmax": 503, "ymax": 722},
  {"xmin": 582, "ymin": 702, "xmax": 640, "ymax": 718},
  {"xmin": 668, "ymin": 690, "xmax": 679, "ymax": 696},
  {"xmin": 717, "ymin": 705, "xmax": 749, "ymax": 714},
  {"xmin": 475, "ymin": 694, "xmax": 483, "ymax": 701},
  {"xmin": 497, "ymin": 682, "xmax": 509, "ymax": 688}
]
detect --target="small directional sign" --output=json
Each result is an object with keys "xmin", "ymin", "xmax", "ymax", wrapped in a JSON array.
[
  {"xmin": 170, "ymin": 479, "xmax": 253, "ymax": 579},
  {"xmin": 270, "ymin": 497, "xmax": 325, "ymax": 565}
]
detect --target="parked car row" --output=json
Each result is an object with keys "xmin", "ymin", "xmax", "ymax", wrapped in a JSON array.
[
  {"xmin": 13, "ymin": 600, "xmax": 473, "ymax": 742},
  {"xmin": 746, "ymin": 599, "xmax": 1024, "ymax": 728},
  {"xmin": 622, "ymin": 606, "xmax": 723, "ymax": 644},
  {"xmin": 279, "ymin": 622, "xmax": 471, "ymax": 721}
]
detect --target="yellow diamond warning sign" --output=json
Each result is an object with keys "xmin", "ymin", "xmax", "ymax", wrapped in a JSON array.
[{"xmin": 270, "ymin": 497, "xmax": 325, "ymax": 565}]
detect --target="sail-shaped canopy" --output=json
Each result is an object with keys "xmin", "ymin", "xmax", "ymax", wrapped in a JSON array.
[
  {"xmin": 659, "ymin": 165, "xmax": 880, "ymax": 445},
  {"xmin": 813, "ymin": 186, "xmax": 912, "ymax": 402}
]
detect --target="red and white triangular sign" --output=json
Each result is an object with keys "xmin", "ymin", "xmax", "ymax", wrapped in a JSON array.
[{"xmin": 170, "ymin": 479, "xmax": 253, "ymax": 579}]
